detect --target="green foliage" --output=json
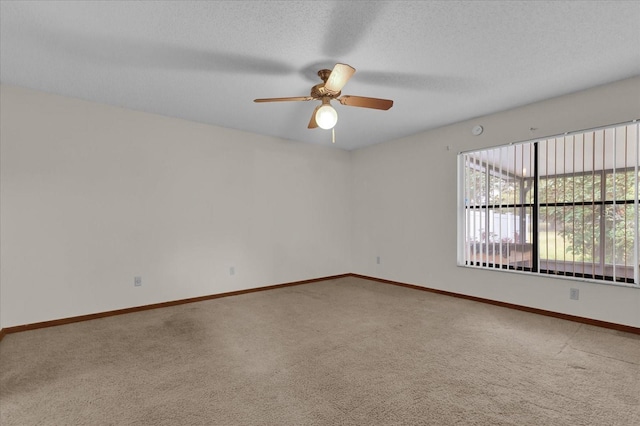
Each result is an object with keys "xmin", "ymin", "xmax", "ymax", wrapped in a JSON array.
[{"xmin": 539, "ymin": 170, "xmax": 638, "ymax": 265}]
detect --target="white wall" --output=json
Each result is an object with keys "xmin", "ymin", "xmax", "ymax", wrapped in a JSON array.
[
  {"xmin": 0, "ymin": 85, "xmax": 352, "ymax": 327},
  {"xmin": 351, "ymin": 76, "xmax": 640, "ymax": 328},
  {"xmin": 2, "ymin": 78, "xmax": 639, "ymax": 330}
]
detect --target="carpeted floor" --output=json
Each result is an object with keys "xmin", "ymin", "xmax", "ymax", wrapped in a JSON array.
[{"xmin": 1, "ymin": 276, "xmax": 639, "ymax": 425}]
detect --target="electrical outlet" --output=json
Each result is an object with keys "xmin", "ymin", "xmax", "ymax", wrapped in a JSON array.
[
  {"xmin": 570, "ymin": 288, "xmax": 579, "ymax": 300},
  {"xmin": 230, "ymin": 267, "xmax": 235, "ymax": 276},
  {"xmin": 134, "ymin": 276, "xmax": 142, "ymax": 287},
  {"xmin": 376, "ymin": 256, "xmax": 380, "ymax": 264}
]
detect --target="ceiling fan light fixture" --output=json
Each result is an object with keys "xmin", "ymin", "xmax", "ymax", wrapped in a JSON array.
[{"xmin": 315, "ymin": 103, "xmax": 338, "ymax": 130}]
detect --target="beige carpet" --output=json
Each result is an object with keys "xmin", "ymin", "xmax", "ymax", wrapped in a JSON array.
[{"xmin": 1, "ymin": 276, "xmax": 639, "ymax": 425}]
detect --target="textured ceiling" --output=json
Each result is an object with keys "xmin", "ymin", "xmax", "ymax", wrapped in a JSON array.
[{"xmin": 1, "ymin": 1, "xmax": 639, "ymax": 150}]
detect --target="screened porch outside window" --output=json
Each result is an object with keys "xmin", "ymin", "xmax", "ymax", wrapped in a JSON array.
[{"xmin": 458, "ymin": 121, "xmax": 639, "ymax": 286}]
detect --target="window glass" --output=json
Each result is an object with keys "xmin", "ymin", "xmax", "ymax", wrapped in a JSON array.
[{"xmin": 459, "ymin": 121, "xmax": 639, "ymax": 285}]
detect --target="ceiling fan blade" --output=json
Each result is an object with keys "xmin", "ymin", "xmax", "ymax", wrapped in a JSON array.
[
  {"xmin": 308, "ymin": 106, "xmax": 320, "ymax": 129},
  {"xmin": 324, "ymin": 63, "xmax": 356, "ymax": 94},
  {"xmin": 338, "ymin": 95, "xmax": 393, "ymax": 110},
  {"xmin": 254, "ymin": 96, "xmax": 314, "ymax": 103}
]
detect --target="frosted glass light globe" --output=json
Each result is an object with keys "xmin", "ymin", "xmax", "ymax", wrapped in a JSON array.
[{"xmin": 315, "ymin": 104, "xmax": 338, "ymax": 129}]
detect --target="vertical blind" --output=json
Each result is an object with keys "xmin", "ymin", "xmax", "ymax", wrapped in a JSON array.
[{"xmin": 459, "ymin": 121, "xmax": 639, "ymax": 285}]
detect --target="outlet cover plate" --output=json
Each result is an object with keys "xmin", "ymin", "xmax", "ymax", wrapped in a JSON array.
[{"xmin": 570, "ymin": 288, "xmax": 579, "ymax": 300}]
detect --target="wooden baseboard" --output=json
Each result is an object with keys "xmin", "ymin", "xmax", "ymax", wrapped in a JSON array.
[
  {"xmin": 0, "ymin": 273, "xmax": 350, "ymax": 337},
  {"xmin": 1, "ymin": 272, "xmax": 637, "ymax": 339},
  {"xmin": 348, "ymin": 273, "xmax": 640, "ymax": 335}
]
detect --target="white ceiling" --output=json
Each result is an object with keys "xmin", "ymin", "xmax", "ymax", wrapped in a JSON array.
[{"xmin": 1, "ymin": 1, "xmax": 639, "ymax": 150}]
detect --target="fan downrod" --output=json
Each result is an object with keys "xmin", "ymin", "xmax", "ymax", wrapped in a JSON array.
[{"xmin": 317, "ymin": 69, "xmax": 332, "ymax": 82}]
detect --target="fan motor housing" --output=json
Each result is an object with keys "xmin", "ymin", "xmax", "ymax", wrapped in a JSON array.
[
  {"xmin": 311, "ymin": 69, "xmax": 341, "ymax": 98},
  {"xmin": 311, "ymin": 84, "xmax": 340, "ymax": 99}
]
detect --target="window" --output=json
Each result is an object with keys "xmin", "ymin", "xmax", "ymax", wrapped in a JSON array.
[{"xmin": 458, "ymin": 121, "xmax": 639, "ymax": 285}]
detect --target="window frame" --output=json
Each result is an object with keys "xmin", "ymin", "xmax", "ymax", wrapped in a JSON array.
[{"xmin": 457, "ymin": 120, "xmax": 640, "ymax": 287}]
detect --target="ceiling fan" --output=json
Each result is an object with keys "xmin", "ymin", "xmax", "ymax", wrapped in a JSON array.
[{"xmin": 254, "ymin": 63, "xmax": 393, "ymax": 131}]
